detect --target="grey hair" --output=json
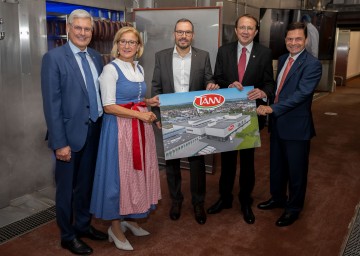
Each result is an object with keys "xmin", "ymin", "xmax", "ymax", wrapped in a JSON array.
[{"xmin": 67, "ymin": 9, "xmax": 94, "ymax": 27}]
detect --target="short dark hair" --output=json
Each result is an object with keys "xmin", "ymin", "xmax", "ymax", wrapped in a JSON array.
[
  {"xmin": 174, "ymin": 18, "xmax": 194, "ymax": 32},
  {"xmin": 286, "ymin": 22, "xmax": 308, "ymax": 39},
  {"xmin": 235, "ymin": 14, "xmax": 259, "ymax": 29}
]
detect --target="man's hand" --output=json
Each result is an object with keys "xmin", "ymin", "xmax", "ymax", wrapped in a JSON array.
[
  {"xmin": 228, "ymin": 81, "xmax": 243, "ymax": 90},
  {"xmin": 248, "ymin": 88, "xmax": 266, "ymax": 100},
  {"xmin": 56, "ymin": 146, "xmax": 71, "ymax": 162},
  {"xmin": 155, "ymin": 121, "xmax": 162, "ymax": 129},
  {"xmin": 206, "ymin": 83, "xmax": 220, "ymax": 90},
  {"xmin": 256, "ymin": 105, "xmax": 273, "ymax": 116}
]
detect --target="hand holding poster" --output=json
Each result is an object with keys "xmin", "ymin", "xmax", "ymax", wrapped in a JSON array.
[{"xmin": 159, "ymin": 87, "xmax": 261, "ymax": 160}]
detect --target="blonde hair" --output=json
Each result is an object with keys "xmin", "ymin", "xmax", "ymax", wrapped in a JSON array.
[{"xmin": 111, "ymin": 26, "xmax": 144, "ymax": 59}]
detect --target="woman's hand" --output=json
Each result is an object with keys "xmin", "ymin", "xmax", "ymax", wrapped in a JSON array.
[
  {"xmin": 145, "ymin": 96, "xmax": 160, "ymax": 107},
  {"xmin": 138, "ymin": 111, "xmax": 157, "ymax": 124}
]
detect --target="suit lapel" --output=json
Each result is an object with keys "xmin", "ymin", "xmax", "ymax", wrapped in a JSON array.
[
  {"xmin": 284, "ymin": 51, "xmax": 306, "ymax": 85},
  {"xmin": 64, "ymin": 43, "xmax": 88, "ymax": 96},
  {"xmin": 165, "ymin": 49, "xmax": 175, "ymax": 92},
  {"xmin": 189, "ymin": 47, "xmax": 197, "ymax": 91},
  {"xmin": 243, "ymin": 43, "xmax": 258, "ymax": 83},
  {"xmin": 230, "ymin": 43, "xmax": 238, "ymax": 80}
]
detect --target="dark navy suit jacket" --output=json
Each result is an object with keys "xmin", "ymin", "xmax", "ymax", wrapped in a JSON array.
[
  {"xmin": 270, "ymin": 50, "xmax": 322, "ymax": 140},
  {"xmin": 41, "ymin": 42, "xmax": 103, "ymax": 152}
]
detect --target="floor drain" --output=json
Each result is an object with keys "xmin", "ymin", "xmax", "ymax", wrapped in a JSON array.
[
  {"xmin": 0, "ymin": 205, "xmax": 56, "ymax": 244},
  {"xmin": 342, "ymin": 204, "xmax": 360, "ymax": 255}
]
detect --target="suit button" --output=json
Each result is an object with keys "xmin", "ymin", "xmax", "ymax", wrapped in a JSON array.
[
  {"xmin": 85, "ymin": 121, "xmax": 89, "ymax": 125},
  {"xmin": 86, "ymin": 105, "xmax": 89, "ymax": 108}
]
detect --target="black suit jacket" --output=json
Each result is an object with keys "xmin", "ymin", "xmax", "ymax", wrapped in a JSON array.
[
  {"xmin": 214, "ymin": 41, "xmax": 275, "ymax": 129},
  {"xmin": 151, "ymin": 47, "xmax": 215, "ymax": 120}
]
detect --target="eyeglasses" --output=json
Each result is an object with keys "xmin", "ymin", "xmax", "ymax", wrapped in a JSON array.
[
  {"xmin": 285, "ymin": 37, "xmax": 304, "ymax": 43},
  {"xmin": 70, "ymin": 24, "xmax": 92, "ymax": 34},
  {"xmin": 118, "ymin": 39, "xmax": 138, "ymax": 47},
  {"xmin": 237, "ymin": 26, "xmax": 256, "ymax": 32},
  {"xmin": 175, "ymin": 30, "xmax": 193, "ymax": 37}
]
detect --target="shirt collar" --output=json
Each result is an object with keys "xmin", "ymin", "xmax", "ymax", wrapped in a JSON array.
[
  {"xmin": 287, "ymin": 49, "xmax": 305, "ymax": 62},
  {"xmin": 173, "ymin": 45, "xmax": 192, "ymax": 57},
  {"xmin": 69, "ymin": 40, "xmax": 88, "ymax": 55},
  {"xmin": 237, "ymin": 41, "xmax": 254, "ymax": 53}
]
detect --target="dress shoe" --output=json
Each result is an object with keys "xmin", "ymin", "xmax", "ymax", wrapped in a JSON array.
[
  {"xmin": 78, "ymin": 225, "xmax": 108, "ymax": 241},
  {"xmin": 276, "ymin": 211, "xmax": 299, "ymax": 227},
  {"xmin": 241, "ymin": 205, "xmax": 255, "ymax": 224},
  {"xmin": 207, "ymin": 198, "xmax": 232, "ymax": 214},
  {"xmin": 169, "ymin": 201, "xmax": 182, "ymax": 220},
  {"xmin": 108, "ymin": 227, "xmax": 133, "ymax": 251},
  {"xmin": 194, "ymin": 204, "xmax": 207, "ymax": 225},
  {"xmin": 61, "ymin": 237, "xmax": 93, "ymax": 255},
  {"xmin": 120, "ymin": 221, "xmax": 150, "ymax": 236},
  {"xmin": 257, "ymin": 198, "xmax": 285, "ymax": 210}
]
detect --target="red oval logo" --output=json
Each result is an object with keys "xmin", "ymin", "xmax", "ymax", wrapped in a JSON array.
[
  {"xmin": 193, "ymin": 94, "xmax": 225, "ymax": 109},
  {"xmin": 228, "ymin": 124, "xmax": 234, "ymax": 131}
]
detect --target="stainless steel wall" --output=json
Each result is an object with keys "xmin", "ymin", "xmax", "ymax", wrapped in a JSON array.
[
  {"xmin": 0, "ymin": 0, "xmax": 334, "ymax": 209},
  {"xmin": 0, "ymin": 0, "xmax": 52, "ymax": 208}
]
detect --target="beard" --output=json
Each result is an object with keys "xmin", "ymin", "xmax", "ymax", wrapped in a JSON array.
[{"xmin": 176, "ymin": 39, "xmax": 191, "ymax": 50}]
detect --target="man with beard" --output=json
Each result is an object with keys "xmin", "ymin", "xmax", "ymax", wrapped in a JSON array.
[{"xmin": 151, "ymin": 18, "xmax": 218, "ymax": 225}]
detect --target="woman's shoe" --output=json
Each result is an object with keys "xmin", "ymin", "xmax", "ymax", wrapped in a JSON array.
[
  {"xmin": 108, "ymin": 227, "xmax": 133, "ymax": 251},
  {"xmin": 120, "ymin": 221, "xmax": 150, "ymax": 236}
]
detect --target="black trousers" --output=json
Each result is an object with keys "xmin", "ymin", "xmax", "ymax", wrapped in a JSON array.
[
  {"xmin": 165, "ymin": 155, "xmax": 206, "ymax": 206},
  {"xmin": 219, "ymin": 148, "xmax": 255, "ymax": 206},
  {"xmin": 55, "ymin": 119, "xmax": 101, "ymax": 241},
  {"xmin": 270, "ymin": 130, "xmax": 310, "ymax": 214}
]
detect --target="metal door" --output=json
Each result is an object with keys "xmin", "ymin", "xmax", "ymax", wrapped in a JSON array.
[{"xmin": 334, "ymin": 29, "xmax": 350, "ymax": 86}]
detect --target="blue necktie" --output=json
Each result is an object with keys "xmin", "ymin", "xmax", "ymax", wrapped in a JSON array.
[{"xmin": 78, "ymin": 52, "xmax": 99, "ymax": 122}]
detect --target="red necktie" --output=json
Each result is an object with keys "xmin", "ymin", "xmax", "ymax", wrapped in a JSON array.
[
  {"xmin": 238, "ymin": 47, "xmax": 247, "ymax": 83},
  {"xmin": 275, "ymin": 57, "xmax": 294, "ymax": 103}
]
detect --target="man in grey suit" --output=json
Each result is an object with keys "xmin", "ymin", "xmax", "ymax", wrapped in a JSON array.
[
  {"xmin": 151, "ymin": 18, "xmax": 219, "ymax": 225},
  {"xmin": 41, "ymin": 9, "xmax": 107, "ymax": 255}
]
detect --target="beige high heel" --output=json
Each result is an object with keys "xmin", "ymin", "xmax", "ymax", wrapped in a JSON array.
[
  {"xmin": 120, "ymin": 221, "xmax": 150, "ymax": 236},
  {"xmin": 108, "ymin": 227, "xmax": 133, "ymax": 251}
]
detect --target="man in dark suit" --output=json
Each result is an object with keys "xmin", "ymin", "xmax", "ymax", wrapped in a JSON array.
[
  {"xmin": 151, "ymin": 18, "xmax": 218, "ymax": 225},
  {"xmin": 41, "ymin": 9, "xmax": 107, "ymax": 255},
  {"xmin": 256, "ymin": 22, "xmax": 322, "ymax": 227},
  {"xmin": 207, "ymin": 14, "xmax": 275, "ymax": 224}
]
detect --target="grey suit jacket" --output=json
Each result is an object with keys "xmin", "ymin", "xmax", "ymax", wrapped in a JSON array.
[{"xmin": 151, "ymin": 46, "xmax": 215, "ymax": 120}]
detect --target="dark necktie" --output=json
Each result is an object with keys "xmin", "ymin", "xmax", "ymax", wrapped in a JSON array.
[
  {"xmin": 275, "ymin": 57, "xmax": 294, "ymax": 103},
  {"xmin": 237, "ymin": 47, "xmax": 247, "ymax": 83},
  {"xmin": 78, "ymin": 52, "xmax": 99, "ymax": 122}
]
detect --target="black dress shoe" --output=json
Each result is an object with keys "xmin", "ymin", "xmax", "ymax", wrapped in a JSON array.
[
  {"xmin": 276, "ymin": 211, "xmax": 299, "ymax": 227},
  {"xmin": 78, "ymin": 226, "xmax": 108, "ymax": 241},
  {"xmin": 61, "ymin": 237, "xmax": 93, "ymax": 255},
  {"xmin": 257, "ymin": 198, "xmax": 285, "ymax": 210},
  {"xmin": 207, "ymin": 198, "xmax": 232, "ymax": 214},
  {"xmin": 169, "ymin": 201, "xmax": 182, "ymax": 220},
  {"xmin": 194, "ymin": 204, "xmax": 207, "ymax": 225},
  {"xmin": 241, "ymin": 205, "xmax": 255, "ymax": 224}
]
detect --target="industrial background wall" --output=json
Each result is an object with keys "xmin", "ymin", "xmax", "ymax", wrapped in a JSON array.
[
  {"xmin": 0, "ymin": 0, "xmax": 302, "ymax": 210},
  {"xmin": 0, "ymin": 0, "xmax": 359, "ymax": 215}
]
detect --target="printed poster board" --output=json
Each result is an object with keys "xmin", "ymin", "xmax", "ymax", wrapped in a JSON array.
[{"xmin": 159, "ymin": 87, "xmax": 261, "ymax": 160}]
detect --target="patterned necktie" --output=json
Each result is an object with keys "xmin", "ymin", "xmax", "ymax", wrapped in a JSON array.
[
  {"xmin": 78, "ymin": 52, "xmax": 99, "ymax": 122},
  {"xmin": 238, "ymin": 47, "xmax": 247, "ymax": 83},
  {"xmin": 275, "ymin": 57, "xmax": 294, "ymax": 103}
]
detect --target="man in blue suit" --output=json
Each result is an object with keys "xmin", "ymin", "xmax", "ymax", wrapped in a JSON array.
[
  {"xmin": 41, "ymin": 9, "xmax": 107, "ymax": 255},
  {"xmin": 257, "ymin": 22, "xmax": 322, "ymax": 227}
]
